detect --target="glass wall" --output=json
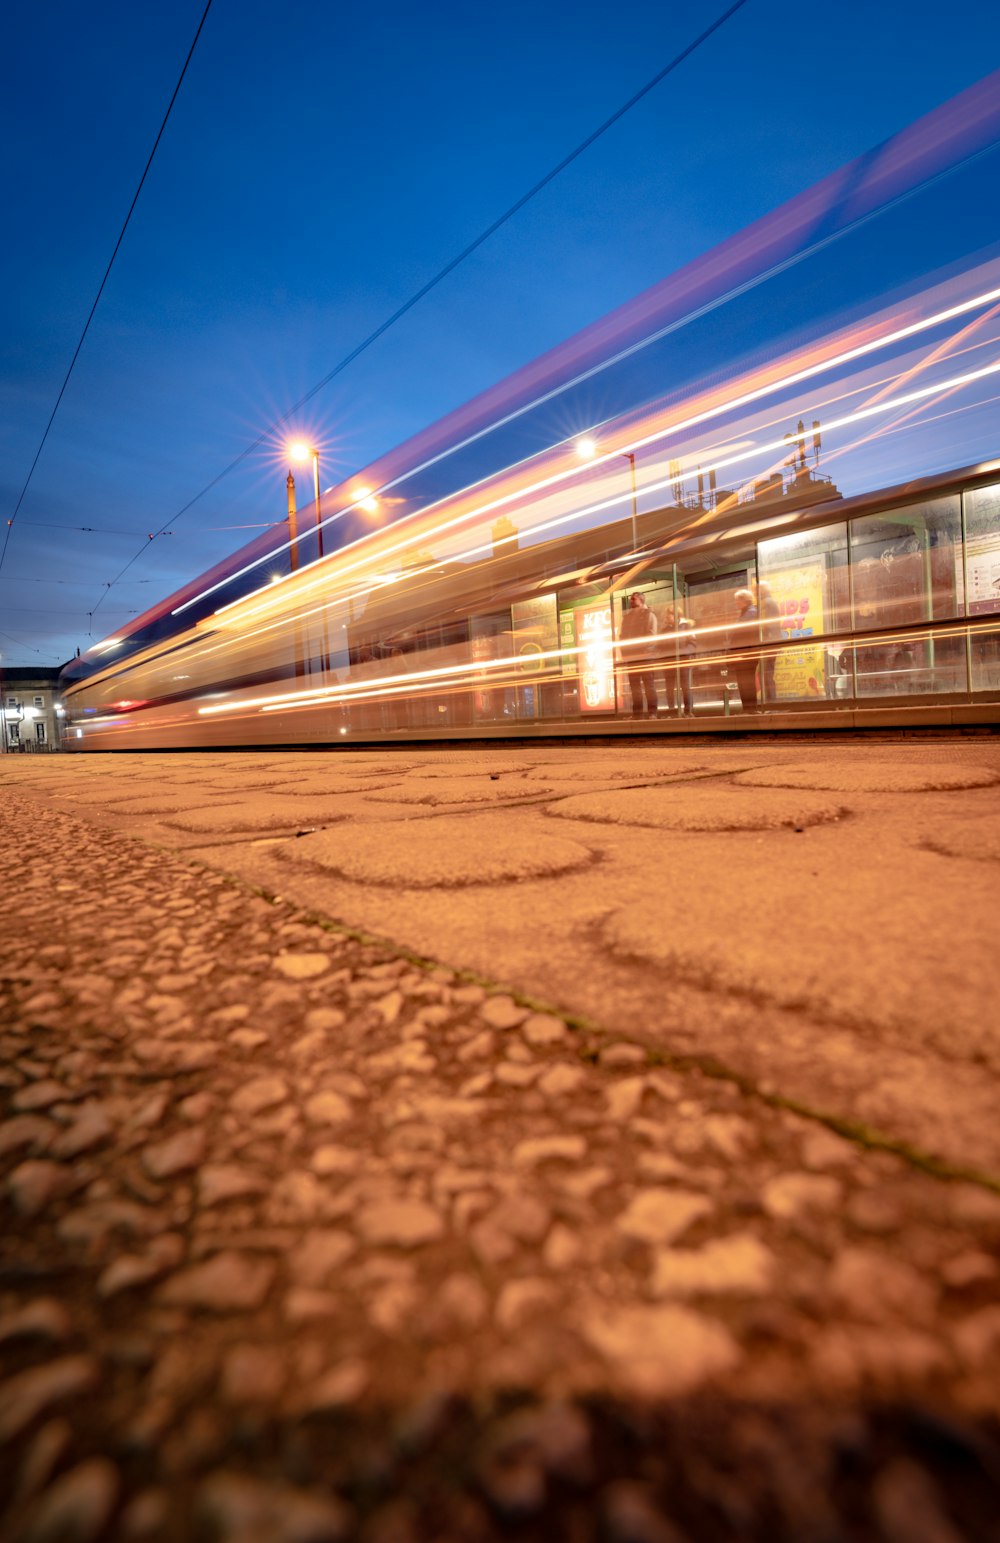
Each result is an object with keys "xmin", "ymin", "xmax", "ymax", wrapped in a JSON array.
[
  {"xmin": 757, "ymin": 524, "xmax": 848, "ymax": 701},
  {"xmin": 849, "ymin": 496, "xmax": 965, "ymax": 697},
  {"xmin": 965, "ymin": 483, "xmax": 1000, "ymax": 693}
]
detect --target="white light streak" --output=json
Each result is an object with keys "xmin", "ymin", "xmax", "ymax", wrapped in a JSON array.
[{"xmin": 170, "ymin": 276, "xmax": 1000, "ymax": 625}]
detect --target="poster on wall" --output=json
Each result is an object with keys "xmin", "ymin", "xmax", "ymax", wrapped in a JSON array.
[
  {"xmin": 766, "ymin": 560, "xmax": 827, "ymax": 699},
  {"xmin": 573, "ymin": 603, "xmax": 616, "ymax": 712},
  {"xmin": 964, "ymin": 484, "xmax": 1000, "ymax": 615},
  {"xmin": 966, "ymin": 535, "xmax": 1000, "ymax": 615},
  {"xmin": 511, "ymin": 596, "xmax": 560, "ymax": 670}
]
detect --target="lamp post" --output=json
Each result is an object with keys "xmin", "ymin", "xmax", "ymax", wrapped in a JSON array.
[
  {"xmin": 289, "ymin": 442, "xmax": 323, "ymax": 558},
  {"xmin": 289, "ymin": 441, "xmax": 326, "ymax": 672},
  {"xmin": 286, "ymin": 470, "xmax": 300, "ymax": 572},
  {"xmin": 575, "ymin": 438, "xmax": 639, "ymax": 552}
]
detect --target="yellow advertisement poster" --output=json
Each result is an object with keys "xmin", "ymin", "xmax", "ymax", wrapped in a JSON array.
[{"xmin": 769, "ymin": 560, "xmax": 827, "ymax": 699}]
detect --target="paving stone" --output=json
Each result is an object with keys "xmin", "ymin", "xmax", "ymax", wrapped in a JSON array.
[
  {"xmin": 356, "ymin": 1199, "xmax": 446, "ymax": 1248},
  {"xmin": 480, "ymin": 996, "xmax": 529, "ymax": 1030},
  {"xmin": 14, "ymin": 1457, "xmax": 120, "ymax": 1543},
  {"xmin": 49, "ymin": 1102, "xmax": 114, "ymax": 1158},
  {"xmin": 519, "ymin": 1012, "xmax": 569, "ymax": 1046},
  {"xmin": 13, "ymin": 1419, "xmax": 74, "ymax": 1507},
  {"xmin": 550, "ymin": 784, "xmax": 847, "ymax": 831},
  {"xmin": 118, "ymin": 1487, "xmax": 170, "ymax": 1538},
  {"xmin": 97, "ymin": 1236, "xmax": 185, "ymax": 1298},
  {"xmin": 829, "ymin": 1248, "xmax": 938, "ymax": 1325},
  {"xmin": 304, "ymin": 1090, "xmax": 353, "ymax": 1125},
  {"xmin": 7, "ymin": 1159, "xmax": 69, "ymax": 1217},
  {"xmin": 601, "ymin": 1482, "xmax": 684, "ymax": 1543},
  {"xmin": 230, "ymin": 1077, "xmax": 290, "ymax": 1115},
  {"xmin": 273, "ymin": 953, "xmax": 332, "ymax": 980},
  {"xmin": 295, "ymin": 1359, "xmax": 370, "ymax": 1414},
  {"xmin": 279, "ymin": 814, "xmax": 593, "ymax": 886},
  {"xmin": 196, "ymin": 1470, "xmax": 353, "ymax": 1542},
  {"xmin": 0, "ymin": 1115, "xmax": 55, "ymax": 1158},
  {"xmin": 606, "ymin": 1077, "xmax": 646, "ymax": 1121},
  {"xmin": 616, "ymin": 1189, "xmax": 713, "ymax": 1246},
  {"xmin": 288, "ymin": 1229, "xmax": 356, "ymax": 1286},
  {"xmin": 219, "ymin": 1344, "xmax": 288, "ymax": 1406},
  {"xmin": 0, "ymin": 1357, "xmax": 101, "ymax": 1445},
  {"xmin": 762, "ymin": 1172, "xmax": 844, "ymax": 1219},
  {"xmin": 512, "ymin": 1135, "xmax": 587, "ymax": 1167},
  {"xmin": 157, "ymin": 1252, "xmax": 276, "ymax": 1312},
  {"xmin": 537, "ymin": 1063, "xmax": 587, "ymax": 1097},
  {"xmin": 141, "ymin": 1128, "xmax": 206, "ymax": 1180},
  {"xmin": 649, "ymin": 1233, "xmax": 777, "ymax": 1297},
  {"xmin": 496, "ymin": 1278, "xmax": 559, "ymax": 1332},
  {"xmin": 951, "ymin": 1304, "xmax": 1000, "ymax": 1365},
  {"xmin": 5, "ymin": 751, "xmax": 1000, "ymax": 1534},
  {"xmin": 11, "ymin": 1080, "xmax": 71, "ymax": 1114},
  {"xmin": 0, "ymin": 1300, "xmax": 74, "ymax": 1346},
  {"xmin": 598, "ymin": 1044, "xmax": 648, "ymax": 1068},
  {"xmin": 578, "ymin": 1304, "xmax": 740, "ymax": 1396},
  {"xmin": 736, "ymin": 761, "xmax": 1000, "ymax": 792},
  {"xmin": 195, "ymin": 1164, "xmax": 267, "ymax": 1208},
  {"xmin": 57, "ymin": 1199, "xmax": 163, "ymax": 1249}
]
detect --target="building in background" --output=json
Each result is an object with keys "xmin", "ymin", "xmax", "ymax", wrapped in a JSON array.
[{"xmin": 0, "ymin": 666, "xmax": 64, "ymax": 752}]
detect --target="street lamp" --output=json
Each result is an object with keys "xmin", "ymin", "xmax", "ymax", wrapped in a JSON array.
[
  {"xmin": 289, "ymin": 441, "xmax": 323, "ymax": 558},
  {"xmin": 575, "ymin": 438, "xmax": 639, "ymax": 552}
]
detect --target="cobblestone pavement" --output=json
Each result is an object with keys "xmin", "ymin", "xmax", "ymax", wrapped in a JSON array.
[{"xmin": 2, "ymin": 741, "xmax": 1000, "ymax": 1540}]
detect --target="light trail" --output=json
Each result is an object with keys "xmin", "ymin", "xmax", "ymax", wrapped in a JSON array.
[
  {"xmin": 168, "ymin": 275, "xmax": 1000, "ymax": 625},
  {"xmin": 195, "ymin": 349, "xmax": 1000, "ymax": 671}
]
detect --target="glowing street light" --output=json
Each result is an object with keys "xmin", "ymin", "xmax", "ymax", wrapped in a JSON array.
[
  {"xmin": 575, "ymin": 437, "xmax": 639, "ymax": 551},
  {"xmin": 289, "ymin": 441, "xmax": 323, "ymax": 558},
  {"xmin": 354, "ymin": 486, "xmax": 379, "ymax": 514}
]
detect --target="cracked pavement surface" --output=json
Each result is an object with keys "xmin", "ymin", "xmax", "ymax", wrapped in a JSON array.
[{"xmin": 2, "ymin": 736, "xmax": 1000, "ymax": 1540}]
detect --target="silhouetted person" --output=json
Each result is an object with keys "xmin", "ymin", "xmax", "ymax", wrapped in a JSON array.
[
  {"xmin": 619, "ymin": 593, "xmax": 658, "ymax": 719},
  {"xmin": 660, "ymin": 606, "xmax": 696, "ymax": 716},
  {"xmin": 730, "ymin": 588, "xmax": 759, "ymax": 713},
  {"xmin": 756, "ymin": 581, "xmax": 781, "ymax": 703},
  {"xmin": 676, "ymin": 613, "xmax": 697, "ymax": 716}
]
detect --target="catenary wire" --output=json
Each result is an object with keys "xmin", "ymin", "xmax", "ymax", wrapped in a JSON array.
[
  {"xmin": 88, "ymin": 0, "xmax": 751, "ymax": 619},
  {"xmin": 0, "ymin": 0, "xmax": 215, "ymax": 578}
]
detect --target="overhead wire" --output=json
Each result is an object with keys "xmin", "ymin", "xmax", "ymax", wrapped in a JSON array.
[
  {"xmin": 87, "ymin": 0, "xmax": 751, "ymax": 619},
  {"xmin": 0, "ymin": 0, "xmax": 215, "ymax": 578}
]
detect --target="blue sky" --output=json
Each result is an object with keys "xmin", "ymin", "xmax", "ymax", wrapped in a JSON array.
[{"xmin": 2, "ymin": 0, "xmax": 999, "ymax": 663}]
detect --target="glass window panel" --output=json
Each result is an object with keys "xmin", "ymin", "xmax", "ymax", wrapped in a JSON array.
[
  {"xmin": 849, "ymin": 627, "xmax": 968, "ymax": 698},
  {"xmin": 970, "ymin": 620, "xmax": 1000, "ymax": 694},
  {"xmin": 757, "ymin": 523, "xmax": 847, "ymax": 701},
  {"xmin": 850, "ymin": 498, "xmax": 960, "ymax": 632},
  {"xmin": 964, "ymin": 484, "xmax": 1000, "ymax": 617},
  {"xmin": 682, "ymin": 568, "xmax": 750, "ymax": 715}
]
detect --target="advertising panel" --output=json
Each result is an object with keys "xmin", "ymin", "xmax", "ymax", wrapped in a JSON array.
[
  {"xmin": 511, "ymin": 596, "xmax": 559, "ymax": 671},
  {"xmin": 573, "ymin": 603, "xmax": 616, "ymax": 712},
  {"xmin": 770, "ymin": 560, "xmax": 827, "ymax": 699},
  {"xmin": 964, "ymin": 484, "xmax": 1000, "ymax": 615},
  {"xmin": 966, "ymin": 534, "xmax": 1000, "ymax": 615}
]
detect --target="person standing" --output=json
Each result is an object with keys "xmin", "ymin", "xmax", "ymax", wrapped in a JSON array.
[
  {"xmin": 619, "ymin": 593, "xmax": 658, "ymax": 719},
  {"xmin": 676, "ymin": 613, "xmax": 697, "ymax": 716},
  {"xmin": 756, "ymin": 580, "xmax": 781, "ymax": 703},
  {"xmin": 730, "ymin": 588, "xmax": 760, "ymax": 713}
]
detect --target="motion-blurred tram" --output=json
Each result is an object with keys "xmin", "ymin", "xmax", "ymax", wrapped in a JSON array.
[
  {"xmin": 56, "ymin": 68, "xmax": 1000, "ymax": 747},
  {"xmin": 60, "ymin": 451, "xmax": 1000, "ymax": 749}
]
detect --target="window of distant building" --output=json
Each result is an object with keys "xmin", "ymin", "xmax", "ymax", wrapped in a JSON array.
[{"xmin": 35, "ymin": 722, "xmax": 46, "ymax": 744}]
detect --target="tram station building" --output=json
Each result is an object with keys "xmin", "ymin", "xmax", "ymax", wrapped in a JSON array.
[{"xmin": 0, "ymin": 667, "xmax": 63, "ymax": 753}]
